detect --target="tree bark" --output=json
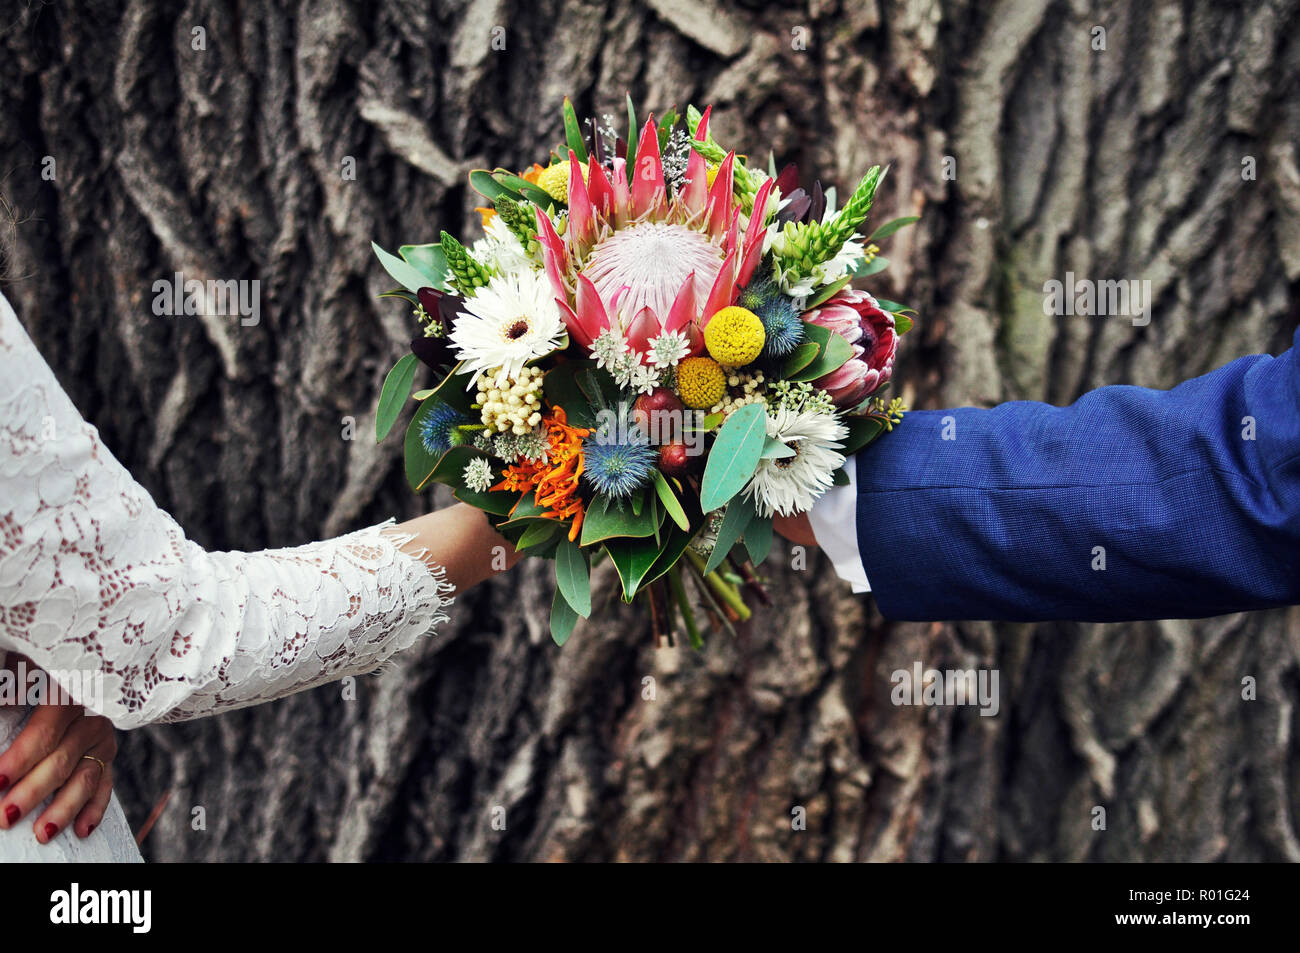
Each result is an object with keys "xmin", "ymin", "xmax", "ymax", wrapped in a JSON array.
[{"xmin": 1, "ymin": 0, "xmax": 1297, "ymax": 861}]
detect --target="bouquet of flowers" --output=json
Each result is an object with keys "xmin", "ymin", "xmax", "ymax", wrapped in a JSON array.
[{"xmin": 372, "ymin": 98, "xmax": 916, "ymax": 646}]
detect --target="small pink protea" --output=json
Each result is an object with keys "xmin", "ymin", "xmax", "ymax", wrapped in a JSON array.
[{"xmin": 804, "ymin": 289, "xmax": 898, "ymax": 408}]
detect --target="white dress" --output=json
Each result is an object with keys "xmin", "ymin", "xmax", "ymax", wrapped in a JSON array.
[{"xmin": 0, "ymin": 290, "xmax": 453, "ymax": 861}]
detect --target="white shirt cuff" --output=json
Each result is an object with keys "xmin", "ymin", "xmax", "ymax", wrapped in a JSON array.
[{"xmin": 807, "ymin": 455, "xmax": 871, "ymax": 592}]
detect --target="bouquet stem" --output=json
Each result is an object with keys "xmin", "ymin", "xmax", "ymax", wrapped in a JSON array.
[
  {"xmin": 668, "ymin": 566, "xmax": 703, "ymax": 649},
  {"xmin": 684, "ymin": 550, "xmax": 752, "ymax": 622}
]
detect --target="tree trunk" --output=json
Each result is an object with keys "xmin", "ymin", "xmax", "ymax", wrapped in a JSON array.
[{"xmin": 1, "ymin": 0, "xmax": 1297, "ymax": 862}]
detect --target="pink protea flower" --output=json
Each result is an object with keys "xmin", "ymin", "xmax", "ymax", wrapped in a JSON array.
[
  {"xmin": 541, "ymin": 109, "xmax": 774, "ymax": 361},
  {"xmin": 804, "ymin": 289, "xmax": 898, "ymax": 408}
]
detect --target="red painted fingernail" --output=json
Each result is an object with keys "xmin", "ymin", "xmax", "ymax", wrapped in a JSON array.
[
  {"xmin": 0, "ymin": 774, "xmax": 9, "ymax": 789},
  {"xmin": 43, "ymin": 822, "xmax": 57, "ymax": 839},
  {"xmin": 4, "ymin": 804, "xmax": 19, "ymax": 824},
  {"xmin": 86, "ymin": 824, "xmax": 95, "ymax": 835}
]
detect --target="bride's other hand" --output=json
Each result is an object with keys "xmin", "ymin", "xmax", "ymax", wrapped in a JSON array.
[{"xmin": 0, "ymin": 656, "xmax": 116, "ymax": 843}]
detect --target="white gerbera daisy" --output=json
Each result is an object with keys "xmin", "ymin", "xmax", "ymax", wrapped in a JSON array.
[
  {"xmin": 463, "ymin": 456, "xmax": 495, "ymax": 493},
  {"xmin": 743, "ymin": 405, "xmax": 848, "ymax": 517},
  {"xmin": 450, "ymin": 269, "xmax": 567, "ymax": 388}
]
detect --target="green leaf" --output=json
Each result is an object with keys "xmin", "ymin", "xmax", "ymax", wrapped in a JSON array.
[
  {"xmin": 894, "ymin": 312, "xmax": 914, "ymax": 335},
  {"xmin": 868, "ymin": 215, "xmax": 919, "ymax": 241},
  {"xmin": 760, "ymin": 435, "xmax": 795, "ymax": 459},
  {"xmin": 630, "ymin": 488, "xmax": 645, "ymax": 516},
  {"xmin": 705, "ymin": 494, "xmax": 756, "ymax": 574},
  {"xmin": 830, "ymin": 466, "xmax": 850, "ymax": 486},
  {"xmin": 555, "ymin": 538, "xmax": 592, "ymax": 617},
  {"xmin": 625, "ymin": 94, "xmax": 638, "ymax": 184},
  {"xmin": 781, "ymin": 341, "xmax": 821, "ymax": 378},
  {"xmin": 550, "ymin": 587, "xmax": 579, "ymax": 646},
  {"xmin": 744, "ymin": 515, "xmax": 774, "ymax": 565},
  {"xmin": 517, "ymin": 519, "xmax": 561, "ymax": 550},
  {"xmin": 469, "ymin": 169, "xmax": 516, "ymax": 202},
  {"xmin": 791, "ymin": 331, "xmax": 854, "ymax": 383},
  {"xmin": 542, "ymin": 362, "xmax": 599, "ymax": 429},
  {"xmin": 562, "ymin": 97, "xmax": 588, "ymax": 163},
  {"xmin": 376, "ymin": 353, "xmax": 419, "ymax": 442},
  {"xmin": 606, "ymin": 535, "xmax": 663, "ymax": 600},
  {"xmin": 842, "ymin": 415, "xmax": 887, "ymax": 455},
  {"xmin": 851, "ymin": 255, "xmax": 889, "ymax": 277},
  {"xmin": 453, "ymin": 486, "xmax": 519, "ymax": 516},
  {"xmin": 805, "ymin": 275, "xmax": 851, "ymax": 309},
  {"xmin": 652, "ymin": 471, "xmax": 690, "ymax": 531},
  {"xmin": 490, "ymin": 169, "xmax": 535, "ymax": 194},
  {"xmin": 640, "ymin": 525, "xmax": 694, "ymax": 589},
  {"xmin": 399, "ymin": 243, "xmax": 449, "ymax": 291},
  {"xmin": 699, "ymin": 403, "xmax": 767, "ymax": 512},
  {"xmin": 579, "ymin": 493, "xmax": 659, "ymax": 546},
  {"xmin": 372, "ymin": 241, "xmax": 434, "ymax": 294},
  {"xmin": 876, "ymin": 299, "xmax": 917, "ymax": 314},
  {"xmin": 379, "ymin": 288, "xmax": 419, "ymax": 305}
]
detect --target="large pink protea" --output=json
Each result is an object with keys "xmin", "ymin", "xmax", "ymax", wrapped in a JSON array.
[
  {"xmin": 538, "ymin": 108, "xmax": 774, "ymax": 358},
  {"xmin": 804, "ymin": 289, "xmax": 898, "ymax": 408}
]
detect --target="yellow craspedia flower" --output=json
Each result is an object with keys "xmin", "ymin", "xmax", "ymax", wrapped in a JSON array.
[
  {"xmin": 703, "ymin": 306, "xmax": 766, "ymax": 367},
  {"xmin": 536, "ymin": 160, "xmax": 588, "ymax": 203},
  {"xmin": 706, "ymin": 163, "xmax": 719, "ymax": 188},
  {"xmin": 676, "ymin": 356, "xmax": 728, "ymax": 409}
]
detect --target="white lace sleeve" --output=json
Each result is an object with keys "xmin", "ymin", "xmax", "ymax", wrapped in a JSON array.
[{"xmin": 0, "ymin": 291, "xmax": 453, "ymax": 728}]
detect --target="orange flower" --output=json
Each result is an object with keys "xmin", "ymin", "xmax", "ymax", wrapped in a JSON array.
[
  {"xmin": 475, "ymin": 206, "xmax": 497, "ymax": 227},
  {"xmin": 520, "ymin": 162, "xmax": 547, "ymax": 185},
  {"xmin": 492, "ymin": 406, "xmax": 591, "ymax": 541}
]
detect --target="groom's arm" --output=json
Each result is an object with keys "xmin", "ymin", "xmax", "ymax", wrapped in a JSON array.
[{"xmin": 817, "ymin": 326, "xmax": 1300, "ymax": 622}]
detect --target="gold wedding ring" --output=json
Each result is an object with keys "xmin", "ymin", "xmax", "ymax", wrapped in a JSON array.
[{"xmin": 81, "ymin": 754, "xmax": 107, "ymax": 779}]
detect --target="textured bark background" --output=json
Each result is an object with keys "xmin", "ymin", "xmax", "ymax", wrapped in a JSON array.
[{"xmin": 1, "ymin": 0, "xmax": 1298, "ymax": 861}]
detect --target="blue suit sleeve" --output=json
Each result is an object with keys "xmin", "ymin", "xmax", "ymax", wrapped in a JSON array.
[{"xmin": 853, "ymin": 327, "xmax": 1300, "ymax": 621}]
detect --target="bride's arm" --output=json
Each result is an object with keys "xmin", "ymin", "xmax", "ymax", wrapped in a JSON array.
[{"xmin": 0, "ymin": 290, "xmax": 516, "ymax": 729}]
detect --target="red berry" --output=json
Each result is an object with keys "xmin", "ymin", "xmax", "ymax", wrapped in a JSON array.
[
  {"xmin": 658, "ymin": 442, "xmax": 692, "ymax": 477},
  {"xmin": 634, "ymin": 387, "xmax": 685, "ymax": 442}
]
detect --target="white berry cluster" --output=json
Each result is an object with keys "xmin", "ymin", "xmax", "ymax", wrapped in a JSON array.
[
  {"xmin": 477, "ymin": 365, "xmax": 544, "ymax": 434},
  {"xmin": 710, "ymin": 369, "xmax": 767, "ymax": 418}
]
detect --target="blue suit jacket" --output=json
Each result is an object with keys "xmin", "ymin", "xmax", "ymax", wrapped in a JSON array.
[{"xmin": 854, "ymin": 325, "xmax": 1300, "ymax": 622}]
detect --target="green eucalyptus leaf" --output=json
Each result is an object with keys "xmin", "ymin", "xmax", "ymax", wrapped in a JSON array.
[
  {"xmin": 744, "ymin": 514, "xmax": 774, "ymax": 565},
  {"xmin": 894, "ymin": 312, "xmax": 914, "ymax": 335},
  {"xmin": 760, "ymin": 435, "xmax": 795, "ymax": 459},
  {"xmin": 399, "ymin": 243, "xmax": 449, "ymax": 291},
  {"xmin": 376, "ymin": 353, "xmax": 419, "ymax": 442},
  {"xmin": 699, "ymin": 403, "xmax": 767, "ymax": 512},
  {"xmin": 705, "ymin": 494, "xmax": 756, "ymax": 575},
  {"xmin": 372, "ymin": 242, "xmax": 433, "ymax": 294}
]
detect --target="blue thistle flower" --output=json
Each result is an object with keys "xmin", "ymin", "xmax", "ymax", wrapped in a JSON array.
[
  {"xmin": 419, "ymin": 402, "xmax": 467, "ymax": 456},
  {"xmin": 738, "ymin": 273, "xmax": 805, "ymax": 358},
  {"xmin": 581, "ymin": 406, "xmax": 658, "ymax": 499}
]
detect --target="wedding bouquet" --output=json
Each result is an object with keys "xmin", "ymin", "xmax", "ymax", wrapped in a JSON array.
[{"xmin": 373, "ymin": 99, "xmax": 916, "ymax": 646}]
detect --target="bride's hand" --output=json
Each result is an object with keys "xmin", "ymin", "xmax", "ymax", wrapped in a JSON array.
[{"xmin": 0, "ymin": 655, "xmax": 117, "ymax": 843}]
